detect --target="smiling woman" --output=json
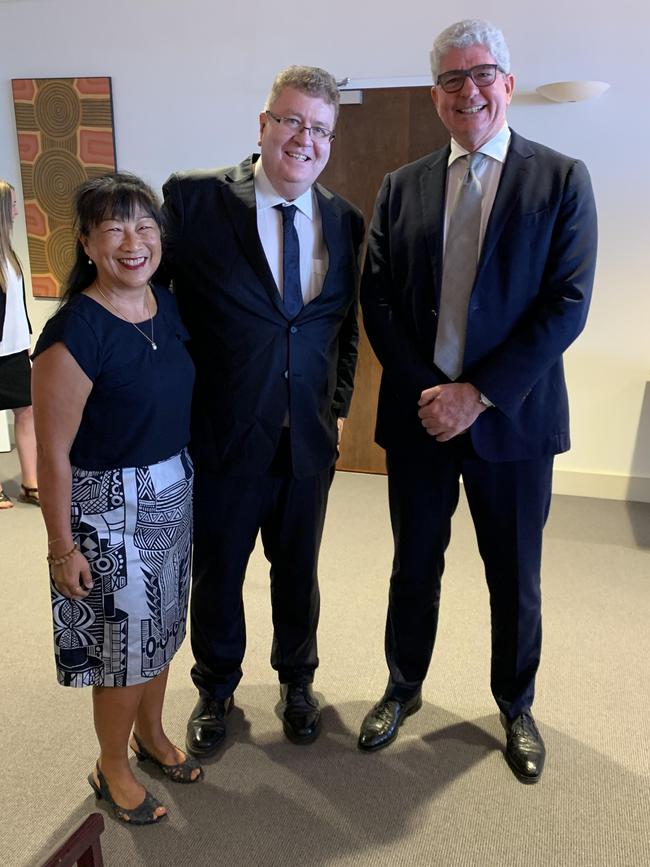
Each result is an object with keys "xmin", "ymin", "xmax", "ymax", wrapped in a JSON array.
[{"xmin": 30, "ymin": 173, "xmax": 201, "ymax": 826}]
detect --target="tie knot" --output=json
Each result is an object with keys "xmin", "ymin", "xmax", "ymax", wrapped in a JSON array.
[
  {"xmin": 465, "ymin": 152, "xmax": 484, "ymax": 180},
  {"xmin": 274, "ymin": 203, "xmax": 297, "ymax": 224}
]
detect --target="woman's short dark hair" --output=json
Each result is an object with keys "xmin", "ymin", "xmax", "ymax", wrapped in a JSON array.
[{"xmin": 60, "ymin": 172, "xmax": 162, "ymax": 305}]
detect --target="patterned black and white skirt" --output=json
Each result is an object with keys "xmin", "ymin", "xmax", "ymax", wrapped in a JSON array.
[{"xmin": 51, "ymin": 449, "xmax": 193, "ymax": 688}]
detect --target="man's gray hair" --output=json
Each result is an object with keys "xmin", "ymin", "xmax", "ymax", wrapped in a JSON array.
[
  {"xmin": 265, "ymin": 65, "xmax": 340, "ymax": 123},
  {"xmin": 430, "ymin": 19, "xmax": 511, "ymax": 80}
]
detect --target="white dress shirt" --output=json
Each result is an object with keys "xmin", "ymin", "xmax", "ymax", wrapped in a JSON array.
[
  {"xmin": 444, "ymin": 123, "xmax": 511, "ymax": 254},
  {"xmin": 254, "ymin": 159, "xmax": 328, "ymax": 305}
]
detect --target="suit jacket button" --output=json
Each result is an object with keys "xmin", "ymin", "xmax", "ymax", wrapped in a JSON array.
[
  {"xmin": 290, "ymin": 326, "xmax": 298, "ymax": 334},
  {"xmin": 284, "ymin": 370, "xmax": 289, "ymax": 379}
]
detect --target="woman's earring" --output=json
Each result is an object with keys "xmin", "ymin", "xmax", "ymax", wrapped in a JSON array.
[{"xmin": 88, "ymin": 258, "xmax": 93, "ymax": 266}]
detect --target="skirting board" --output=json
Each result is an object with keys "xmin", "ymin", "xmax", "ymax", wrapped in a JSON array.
[
  {"xmin": 552, "ymin": 469, "xmax": 650, "ymax": 503},
  {"xmin": 343, "ymin": 467, "xmax": 650, "ymax": 504},
  {"xmin": 0, "ymin": 417, "xmax": 647, "ymax": 502}
]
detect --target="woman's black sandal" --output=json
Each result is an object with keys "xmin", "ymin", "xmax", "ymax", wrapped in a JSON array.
[
  {"xmin": 88, "ymin": 763, "xmax": 167, "ymax": 825},
  {"xmin": 131, "ymin": 732, "xmax": 204, "ymax": 783},
  {"xmin": 18, "ymin": 484, "xmax": 40, "ymax": 506}
]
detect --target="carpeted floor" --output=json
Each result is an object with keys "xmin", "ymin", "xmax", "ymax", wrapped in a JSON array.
[{"xmin": 1, "ymin": 447, "xmax": 649, "ymax": 867}]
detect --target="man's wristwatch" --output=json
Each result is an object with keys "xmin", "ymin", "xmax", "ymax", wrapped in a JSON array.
[{"xmin": 478, "ymin": 392, "xmax": 493, "ymax": 408}]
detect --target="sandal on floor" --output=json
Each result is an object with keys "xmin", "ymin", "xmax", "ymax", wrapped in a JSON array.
[
  {"xmin": 131, "ymin": 732, "xmax": 204, "ymax": 783},
  {"xmin": 88, "ymin": 763, "xmax": 167, "ymax": 825},
  {"xmin": 18, "ymin": 484, "xmax": 40, "ymax": 506},
  {"xmin": 0, "ymin": 490, "xmax": 13, "ymax": 510}
]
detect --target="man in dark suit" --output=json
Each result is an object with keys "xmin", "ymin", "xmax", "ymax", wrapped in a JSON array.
[
  {"xmin": 161, "ymin": 66, "xmax": 364, "ymax": 756},
  {"xmin": 358, "ymin": 19, "xmax": 597, "ymax": 782}
]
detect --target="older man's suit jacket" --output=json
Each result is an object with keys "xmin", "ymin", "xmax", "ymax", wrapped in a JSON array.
[
  {"xmin": 361, "ymin": 129, "xmax": 598, "ymax": 462},
  {"xmin": 161, "ymin": 155, "xmax": 365, "ymax": 479}
]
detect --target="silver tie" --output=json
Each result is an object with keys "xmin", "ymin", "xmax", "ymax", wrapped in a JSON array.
[{"xmin": 434, "ymin": 152, "xmax": 485, "ymax": 380}]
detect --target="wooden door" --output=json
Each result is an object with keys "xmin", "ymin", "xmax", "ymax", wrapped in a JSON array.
[{"xmin": 320, "ymin": 87, "xmax": 449, "ymax": 473}]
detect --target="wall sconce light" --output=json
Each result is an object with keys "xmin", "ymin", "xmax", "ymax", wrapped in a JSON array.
[{"xmin": 536, "ymin": 81, "xmax": 610, "ymax": 102}]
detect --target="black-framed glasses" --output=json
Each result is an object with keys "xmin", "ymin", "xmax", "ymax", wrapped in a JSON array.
[
  {"xmin": 436, "ymin": 64, "xmax": 504, "ymax": 94},
  {"xmin": 265, "ymin": 110, "xmax": 336, "ymax": 142}
]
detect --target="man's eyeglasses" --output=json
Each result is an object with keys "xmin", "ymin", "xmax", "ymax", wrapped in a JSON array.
[
  {"xmin": 265, "ymin": 110, "xmax": 335, "ymax": 142},
  {"xmin": 436, "ymin": 64, "xmax": 504, "ymax": 94}
]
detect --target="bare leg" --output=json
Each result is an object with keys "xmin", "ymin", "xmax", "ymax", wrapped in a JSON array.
[
  {"xmin": 13, "ymin": 405, "xmax": 37, "ymax": 489},
  {"xmin": 132, "ymin": 665, "xmax": 201, "ymax": 780},
  {"xmin": 92, "ymin": 680, "xmax": 167, "ymax": 818}
]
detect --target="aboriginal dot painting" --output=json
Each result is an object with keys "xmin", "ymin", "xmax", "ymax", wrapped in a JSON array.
[{"xmin": 11, "ymin": 77, "xmax": 117, "ymax": 298}]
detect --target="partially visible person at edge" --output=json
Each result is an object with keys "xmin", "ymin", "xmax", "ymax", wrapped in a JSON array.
[
  {"xmin": 357, "ymin": 18, "xmax": 597, "ymax": 783},
  {"xmin": 0, "ymin": 180, "xmax": 38, "ymax": 510},
  {"xmin": 159, "ymin": 65, "xmax": 364, "ymax": 758},
  {"xmin": 31, "ymin": 173, "xmax": 201, "ymax": 826}
]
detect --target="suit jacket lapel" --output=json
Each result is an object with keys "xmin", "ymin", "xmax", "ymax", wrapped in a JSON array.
[
  {"xmin": 419, "ymin": 147, "xmax": 449, "ymax": 310},
  {"xmin": 476, "ymin": 129, "xmax": 530, "ymax": 276},
  {"xmin": 314, "ymin": 184, "xmax": 340, "ymax": 297},
  {"xmin": 222, "ymin": 156, "xmax": 288, "ymax": 318}
]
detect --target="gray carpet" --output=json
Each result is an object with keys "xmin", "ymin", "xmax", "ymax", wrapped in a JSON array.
[{"xmin": 1, "ymin": 449, "xmax": 649, "ymax": 867}]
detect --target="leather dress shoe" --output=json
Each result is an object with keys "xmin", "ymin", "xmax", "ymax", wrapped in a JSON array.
[
  {"xmin": 501, "ymin": 711, "xmax": 546, "ymax": 783},
  {"xmin": 358, "ymin": 693, "xmax": 422, "ymax": 752},
  {"xmin": 186, "ymin": 695, "xmax": 233, "ymax": 758},
  {"xmin": 280, "ymin": 683, "xmax": 321, "ymax": 744}
]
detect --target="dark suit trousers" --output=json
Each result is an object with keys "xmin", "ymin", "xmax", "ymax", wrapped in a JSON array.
[
  {"xmin": 190, "ymin": 433, "xmax": 334, "ymax": 700},
  {"xmin": 384, "ymin": 436, "xmax": 553, "ymax": 719}
]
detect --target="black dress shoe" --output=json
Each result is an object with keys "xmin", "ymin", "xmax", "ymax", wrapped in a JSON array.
[
  {"xmin": 279, "ymin": 683, "xmax": 321, "ymax": 745},
  {"xmin": 358, "ymin": 693, "xmax": 422, "ymax": 752},
  {"xmin": 186, "ymin": 695, "xmax": 233, "ymax": 758},
  {"xmin": 501, "ymin": 711, "xmax": 546, "ymax": 783}
]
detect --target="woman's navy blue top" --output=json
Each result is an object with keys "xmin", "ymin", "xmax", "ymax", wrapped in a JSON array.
[{"xmin": 33, "ymin": 285, "xmax": 195, "ymax": 470}]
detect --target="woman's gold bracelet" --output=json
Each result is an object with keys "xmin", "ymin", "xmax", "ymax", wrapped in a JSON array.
[{"xmin": 47, "ymin": 543, "xmax": 78, "ymax": 566}]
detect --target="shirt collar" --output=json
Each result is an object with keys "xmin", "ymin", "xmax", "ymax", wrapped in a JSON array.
[
  {"xmin": 448, "ymin": 123, "xmax": 511, "ymax": 167},
  {"xmin": 254, "ymin": 157, "xmax": 314, "ymax": 220}
]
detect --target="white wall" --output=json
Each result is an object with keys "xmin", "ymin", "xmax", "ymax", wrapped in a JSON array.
[{"xmin": 1, "ymin": 0, "xmax": 648, "ymax": 500}]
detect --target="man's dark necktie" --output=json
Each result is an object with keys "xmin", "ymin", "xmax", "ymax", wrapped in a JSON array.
[
  {"xmin": 274, "ymin": 203, "xmax": 303, "ymax": 318},
  {"xmin": 434, "ymin": 152, "xmax": 485, "ymax": 380}
]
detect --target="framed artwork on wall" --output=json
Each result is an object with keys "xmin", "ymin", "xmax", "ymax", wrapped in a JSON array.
[{"xmin": 11, "ymin": 77, "xmax": 117, "ymax": 298}]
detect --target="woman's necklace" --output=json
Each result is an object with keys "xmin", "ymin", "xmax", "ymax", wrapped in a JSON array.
[{"xmin": 95, "ymin": 281, "xmax": 157, "ymax": 350}]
